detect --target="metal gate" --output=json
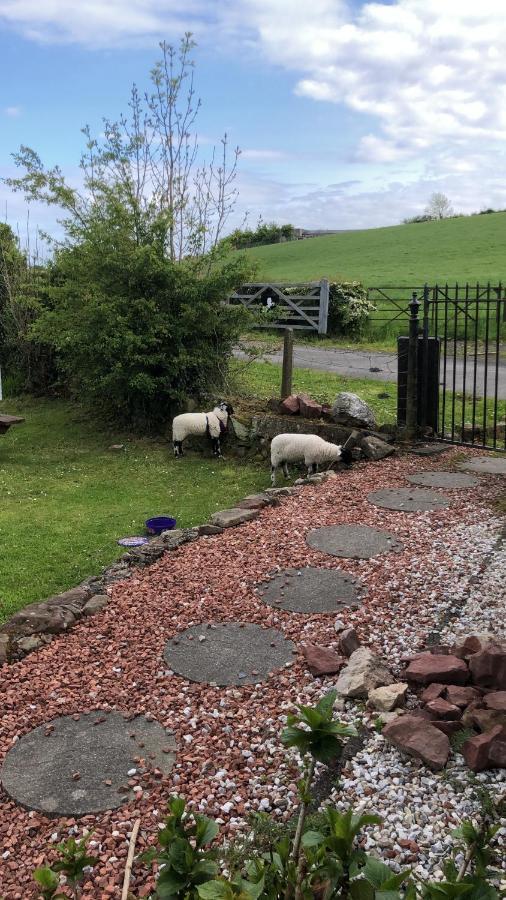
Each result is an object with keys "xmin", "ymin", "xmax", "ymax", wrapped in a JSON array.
[{"xmin": 423, "ymin": 283, "xmax": 506, "ymax": 450}]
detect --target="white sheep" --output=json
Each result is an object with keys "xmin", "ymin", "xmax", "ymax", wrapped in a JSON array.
[
  {"xmin": 172, "ymin": 402, "xmax": 234, "ymax": 458},
  {"xmin": 270, "ymin": 433, "xmax": 352, "ymax": 484}
]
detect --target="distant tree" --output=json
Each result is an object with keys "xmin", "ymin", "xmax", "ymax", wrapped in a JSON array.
[{"xmin": 425, "ymin": 192, "xmax": 453, "ymax": 220}]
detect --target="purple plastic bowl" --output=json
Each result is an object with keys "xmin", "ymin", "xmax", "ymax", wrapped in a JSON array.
[{"xmin": 145, "ymin": 516, "xmax": 177, "ymax": 535}]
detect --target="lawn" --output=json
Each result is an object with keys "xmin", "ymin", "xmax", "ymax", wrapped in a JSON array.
[
  {"xmin": 246, "ymin": 212, "xmax": 506, "ymax": 285},
  {"xmin": 0, "ymin": 397, "xmax": 267, "ymax": 621}
]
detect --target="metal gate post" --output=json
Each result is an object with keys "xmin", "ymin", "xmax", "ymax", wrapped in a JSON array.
[
  {"xmin": 421, "ymin": 284, "xmax": 430, "ymax": 427},
  {"xmin": 318, "ymin": 278, "xmax": 329, "ymax": 334},
  {"xmin": 406, "ymin": 291, "xmax": 420, "ymax": 436}
]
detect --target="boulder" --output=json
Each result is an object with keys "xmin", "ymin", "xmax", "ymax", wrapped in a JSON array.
[
  {"xmin": 337, "ymin": 627, "xmax": 361, "ymax": 657},
  {"xmin": 198, "ymin": 524, "xmax": 224, "ymax": 536},
  {"xmin": 2, "ymin": 602, "xmax": 77, "ymax": 637},
  {"xmin": 332, "ymin": 393, "xmax": 377, "ymax": 430},
  {"xmin": 445, "ymin": 685, "xmax": 482, "ymax": 708},
  {"xmin": 488, "ymin": 726, "xmax": 506, "ymax": 767},
  {"xmin": 484, "ymin": 691, "xmax": 506, "ymax": 711},
  {"xmin": 368, "ymin": 682, "xmax": 407, "ymax": 712},
  {"xmin": 16, "ymin": 634, "xmax": 45, "ymax": 653},
  {"xmin": 462, "ymin": 703, "xmax": 506, "ymax": 733},
  {"xmin": 432, "ymin": 720, "xmax": 463, "ymax": 737},
  {"xmin": 420, "ymin": 683, "xmax": 446, "ymax": 703},
  {"xmin": 425, "ymin": 698, "xmax": 462, "ymax": 721},
  {"xmin": 383, "ymin": 715, "xmax": 451, "ymax": 770},
  {"xmin": 455, "ymin": 633, "xmax": 496, "ymax": 660},
  {"xmin": 298, "ymin": 395, "xmax": 323, "ymax": 420},
  {"xmin": 336, "ymin": 647, "xmax": 394, "ymax": 699},
  {"xmin": 462, "ymin": 725, "xmax": 504, "ymax": 772},
  {"xmin": 280, "ymin": 395, "xmax": 300, "ymax": 415},
  {"xmin": 210, "ymin": 508, "xmax": 259, "ymax": 528},
  {"xmin": 231, "ymin": 418, "xmax": 250, "ymax": 443},
  {"xmin": 405, "ymin": 653, "xmax": 468, "ymax": 686},
  {"xmin": 468, "ymin": 642, "xmax": 506, "ymax": 691},
  {"xmin": 303, "ymin": 644, "xmax": 346, "ymax": 677},
  {"xmin": 360, "ymin": 436, "xmax": 395, "ymax": 461},
  {"xmin": 82, "ymin": 594, "xmax": 109, "ymax": 616}
]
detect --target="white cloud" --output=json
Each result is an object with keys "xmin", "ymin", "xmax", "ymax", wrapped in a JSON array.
[
  {"xmin": 4, "ymin": 106, "xmax": 21, "ymax": 117},
  {"xmin": 2, "ymin": 0, "xmax": 506, "ymax": 228}
]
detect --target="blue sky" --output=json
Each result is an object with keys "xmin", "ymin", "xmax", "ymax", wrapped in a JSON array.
[{"xmin": 1, "ymin": 0, "xmax": 506, "ymax": 240}]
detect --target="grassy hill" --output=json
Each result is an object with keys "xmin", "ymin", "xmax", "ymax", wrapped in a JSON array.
[{"xmin": 246, "ymin": 212, "xmax": 506, "ymax": 285}]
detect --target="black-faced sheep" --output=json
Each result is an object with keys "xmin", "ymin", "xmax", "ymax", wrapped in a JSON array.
[
  {"xmin": 270, "ymin": 433, "xmax": 352, "ymax": 484},
  {"xmin": 172, "ymin": 402, "xmax": 234, "ymax": 458}
]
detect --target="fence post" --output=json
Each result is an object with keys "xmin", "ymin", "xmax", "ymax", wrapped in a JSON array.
[
  {"xmin": 281, "ymin": 327, "xmax": 294, "ymax": 399},
  {"xmin": 318, "ymin": 278, "xmax": 329, "ymax": 334},
  {"xmin": 405, "ymin": 291, "xmax": 420, "ymax": 436}
]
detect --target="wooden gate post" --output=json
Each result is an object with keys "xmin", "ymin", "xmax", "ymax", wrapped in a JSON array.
[
  {"xmin": 281, "ymin": 327, "xmax": 294, "ymax": 399},
  {"xmin": 405, "ymin": 291, "xmax": 420, "ymax": 436},
  {"xmin": 318, "ymin": 278, "xmax": 329, "ymax": 334}
]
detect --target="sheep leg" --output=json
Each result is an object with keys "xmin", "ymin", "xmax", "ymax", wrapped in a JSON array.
[
  {"xmin": 282, "ymin": 461, "xmax": 290, "ymax": 479},
  {"xmin": 271, "ymin": 465, "xmax": 277, "ymax": 486},
  {"xmin": 173, "ymin": 441, "xmax": 183, "ymax": 458},
  {"xmin": 307, "ymin": 462, "xmax": 318, "ymax": 476},
  {"xmin": 211, "ymin": 437, "xmax": 222, "ymax": 458}
]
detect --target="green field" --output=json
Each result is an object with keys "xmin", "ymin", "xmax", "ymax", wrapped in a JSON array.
[{"xmin": 246, "ymin": 212, "xmax": 506, "ymax": 285}]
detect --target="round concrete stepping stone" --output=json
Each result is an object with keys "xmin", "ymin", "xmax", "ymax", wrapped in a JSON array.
[
  {"xmin": 458, "ymin": 456, "xmax": 506, "ymax": 476},
  {"xmin": 407, "ymin": 472, "xmax": 479, "ymax": 489},
  {"xmin": 368, "ymin": 487, "xmax": 450, "ymax": 511},
  {"xmin": 257, "ymin": 566, "xmax": 364, "ymax": 613},
  {"xmin": 1, "ymin": 711, "xmax": 175, "ymax": 816},
  {"xmin": 306, "ymin": 524, "xmax": 403, "ymax": 559},
  {"xmin": 164, "ymin": 623, "xmax": 295, "ymax": 685}
]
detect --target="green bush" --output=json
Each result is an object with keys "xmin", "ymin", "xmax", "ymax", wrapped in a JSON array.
[
  {"xmin": 32, "ymin": 225, "xmax": 251, "ymax": 429},
  {"xmin": 327, "ymin": 281, "xmax": 375, "ymax": 336}
]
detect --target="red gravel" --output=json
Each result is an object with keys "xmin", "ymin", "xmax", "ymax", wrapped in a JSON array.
[{"xmin": 0, "ymin": 448, "xmax": 504, "ymax": 897}]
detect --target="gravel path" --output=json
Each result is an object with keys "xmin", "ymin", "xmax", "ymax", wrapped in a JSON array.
[{"xmin": 0, "ymin": 449, "xmax": 505, "ymax": 897}]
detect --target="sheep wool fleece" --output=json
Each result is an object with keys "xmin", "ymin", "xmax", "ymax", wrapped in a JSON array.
[{"xmin": 270, "ymin": 434, "xmax": 342, "ymax": 467}]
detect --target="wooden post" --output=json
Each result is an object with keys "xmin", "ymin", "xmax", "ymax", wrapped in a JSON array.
[
  {"xmin": 406, "ymin": 291, "xmax": 420, "ymax": 436},
  {"xmin": 318, "ymin": 278, "xmax": 329, "ymax": 334},
  {"xmin": 281, "ymin": 327, "xmax": 294, "ymax": 399}
]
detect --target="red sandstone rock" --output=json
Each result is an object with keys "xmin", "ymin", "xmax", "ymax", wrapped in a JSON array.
[
  {"xmin": 421, "ymin": 683, "xmax": 446, "ymax": 702},
  {"xmin": 488, "ymin": 726, "xmax": 506, "ymax": 767},
  {"xmin": 468, "ymin": 643, "xmax": 506, "ymax": 691},
  {"xmin": 425, "ymin": 698, "xmax": 462, "ymax": 720},
  {"xmin": 302, "ymin": 644, "xmax": 346, "ymax": 676},
  {"xmin": 445, "ymin": 685, "xmax": 481, "ymax": 708},
  {"xmin": 338, "ymin": 627, "xmax": 361, "ymax": 657},
  {"xmin": 462, "ymin": 725, "xmax": 503, "ymax": 772},
  {"xmin": 280, "ymin": 395, "xmax": 300, "ymax": 415},
  {"xmin": 454, "ymin": 633, "xmax": 495, "ymax": 660},
  {"xmin": 432, "ymin": 720, "xmax": 463, "ymax": 737},
  {"xmin": 383, "ymin": 715, "xmax": 450, "ymax": 770},
  {"xmin": 298, "ymin": 394, "xmax": 323, "ymax": 419},
  {"xmin": 484, "ymin": 691, "xmax": 506, "ymax": 711},
  {"xmin": 405, "ymin": 653, "xmax": 468, "ymax": 686}
]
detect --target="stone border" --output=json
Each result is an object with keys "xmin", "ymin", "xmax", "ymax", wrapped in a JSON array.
[{"xmin": 0, "ymin": 486, "xmax": 302, "ymax": 666}]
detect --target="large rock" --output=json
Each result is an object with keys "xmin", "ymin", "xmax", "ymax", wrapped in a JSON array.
[
  {"xmin": 484, "ymin": 691, "xmax": 506, "ymax": 711},
  {"xmin": 337, "ymin": 627, "xmax": 361, "ymax": 657},
  {"xmin": 332, "ymin": 393, "xmax": 377, "ymax": 430},
  {"xmin": 425, "ymin": 698, "xmax": 462, "ymax": 720},
  {"xmin": 82, "ymin": 594, "xmax": 109, "ymax": 616},
  {"xmin": 2, "ymin": 602, "xmax": 77, "ymax": 637},
  {"xmin": 462, "ymin": 725, "xmax": 504, "ymax": 772},
  {"xmin": 298, "ymin": 395, "xmax": 323, "ymax": 420},
  {"xmin": 383, "ymin": 715, "xmax": 450, "ymax": 770},
  {"xmin": 368, "ymin": 682, "xmax": 407, "ymax": 712},
  {"xmin": 280, "ymin": 395, "xmax": 300, "ymax": 415},
  {"xmin": 445, "ymin": 685, "xmax": 482, "ymax": 708},
  {"xmin": 405, "ymin": 653, "xmax": 468, "ymax": 686},
  {"xmin": 336, "ymin": 647, "xmax": 394, "ymax": 699},
  {"xmin": 462, "ymin": 702, "xmax": 506, "ymax": 733},
  {"xmin": 359, "ymin": 436, "xmax": 395, "ymax": 461},
  {"xmin": 454, "ymin": 633, "xmax": 496, "ymax": 660},
  {"xmin": 468, "ymin": 642, "xmax": 506, "ymax": 691},
  {"xmin": 210, "ymin": 508, "xmax": 259, "ymax": 528},
  {"xmin": 303, "ymin": 644, "xmax": 346, "ymax": 676}
]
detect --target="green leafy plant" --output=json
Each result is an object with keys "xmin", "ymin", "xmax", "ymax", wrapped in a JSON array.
[
  {"xmin": 33, "ymin": 833, "xmax": 98, "ymax": 899},
  {"xmin": 327, "ymin": 282, "xmax": 376, "ymax": 337},
  {"xmin": 143, "ymin": 796, "xmax": 220, "ymax": 898}
]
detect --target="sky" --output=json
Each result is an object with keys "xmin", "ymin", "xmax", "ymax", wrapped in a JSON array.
[{"xmin": 1, "ymin": 0, "xmax": 506, "ymax": 242}]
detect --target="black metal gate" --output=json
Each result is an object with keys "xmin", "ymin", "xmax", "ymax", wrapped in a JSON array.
[{"xmin": 423, "ymin": 283, "xmax": 506, "ymax": 450}]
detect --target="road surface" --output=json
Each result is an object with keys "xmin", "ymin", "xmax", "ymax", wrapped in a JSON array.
[{"xmin": 235, "ymin": 345, "xmax": 506, "ymax": 400}]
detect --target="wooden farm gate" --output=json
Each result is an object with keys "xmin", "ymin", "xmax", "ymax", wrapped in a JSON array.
[{"xmin": 229, "ymin": 280, "xmax": 329, "ymax": 334}]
